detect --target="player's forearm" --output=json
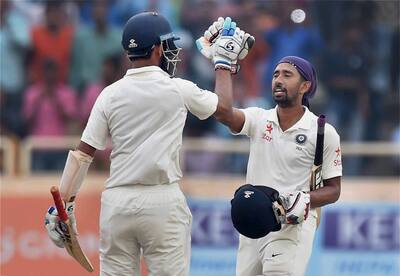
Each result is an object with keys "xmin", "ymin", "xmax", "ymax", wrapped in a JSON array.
[
  {"xmin": 310, "ymin": 176, "xmax": 341, "ymax": 208},
  {"xmin": 59, "ymin": 144, "xmax": 95, "ymax": 202},
  {"xmin": 213, "ymin": 68, "xmax": 234, "ymax": 126},
  {"xmin": 77, "ymin": 141, "xmax": 96, "ymax": 157}
]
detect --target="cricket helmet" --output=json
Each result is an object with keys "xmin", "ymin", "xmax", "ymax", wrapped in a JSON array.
[
  {"xmin": 231, "ymin": 184, "xmax": 283, "ymax": 239},
  {"xmin": 121, "ymin": 12, "xmax": 181, "ymax": 76}
]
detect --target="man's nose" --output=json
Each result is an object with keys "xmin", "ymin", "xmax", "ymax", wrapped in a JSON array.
[{"xmin": 273, "ymin": 77, "xmax": 283, "ymax": 86}]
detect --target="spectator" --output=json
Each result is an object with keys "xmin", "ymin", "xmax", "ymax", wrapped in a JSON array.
[
  {"xmin": 81, "ymin": 54, "xmax": 122, "ymax": 124},
  {"xmin": 29, "ymin": 1, "xmax": 74, "ymax": 84},
  {"xmin": 321, "ymin": 23, "xmax": 370, "ymax": 175},
  {"xmin": 0, "ymin": 0, "xmax": 30, "ymax": 137},
  {"xmin": 23, "ymin": 59, "xmax": 78, "ymax": 171},
  {"xmin": 69, "ymin": 0, "xmax": 122, "ymax": 91},
  {"xmin": 108, "ymin": 0, "xmax": 179, "ymax": 28}
]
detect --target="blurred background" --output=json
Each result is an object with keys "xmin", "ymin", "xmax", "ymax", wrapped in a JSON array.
[{"xmin": 0, "ymin": 0, "xmax": 399, "ymax": 275}]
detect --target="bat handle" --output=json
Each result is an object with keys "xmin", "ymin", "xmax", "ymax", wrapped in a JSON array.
[
  {"xmin": 317, "ymin": 114, "xmax": 326, "ymax": 128},
  {"xmin": 50, "ymin": 186, "xmax": 69, "ymax": 222}
]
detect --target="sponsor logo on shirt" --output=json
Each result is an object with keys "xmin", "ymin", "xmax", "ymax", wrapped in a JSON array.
[
  {"xmin": 265, "ymin": 123, "xmax": 273, "ymax": 134},
  {"xmin": 262, "ymin": 122, "xmax": 273, "ymax": 142},
  {"xmin": 334, "ymin": 147, "xmax": 342, "ymax": 166}
]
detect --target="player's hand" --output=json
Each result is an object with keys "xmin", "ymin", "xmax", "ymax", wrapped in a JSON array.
[
  {"xmin": 45, "ymin": 202, "xmax": 77, "ymax": 248},
  {"xmin": 196, "ymin": 17, "xmax": 225, "ymax": 59},
  {"xmin": 212, "ymin": 18, "xmax": 245, "ymax": 72},
  {"xmin": 196, "ymin": 17, "xmax": 255, "ymax": 61},
  {"xmin": 280, "ymin": 192, "xmax": 310, "ymax": 224}
]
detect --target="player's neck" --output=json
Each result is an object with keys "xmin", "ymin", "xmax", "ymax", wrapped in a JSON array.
[
  {"xmin": 277, "ymin": 105, "xmax": 305, "ymax": 132},
  {"xmin": 131, "ymin": 60, "xmax": 159, "ymax": 68}
]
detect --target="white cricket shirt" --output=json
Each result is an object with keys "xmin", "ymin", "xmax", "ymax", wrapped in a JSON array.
[
  {"xmin": 81, "ymin": 66, "xmax": 218, "ymax": 188},
  {"xmin": 235, "ymin": 106, "xmax": 342, "ymax": 194}
]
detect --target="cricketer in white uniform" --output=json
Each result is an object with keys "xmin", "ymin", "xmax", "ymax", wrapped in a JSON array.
[
  {"xmin": 232, "ymin": 56, "xmax": 341, "ymax": 276},
  {"xmin": 45, "ymin": 13, "xmax": 253, "ymax": 276},
  {"xmin": 197, "ymin": 27, "xmax": 342, "ymax": 275}
]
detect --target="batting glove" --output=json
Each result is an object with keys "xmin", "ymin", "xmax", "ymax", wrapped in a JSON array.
[
  {"xmin": 196, "ymin": 17, "xmax": 225, "ymax": 59},
  {"xmin": 196, "ymin": 17, "xmax": 255, "ymax": 73},
  {"xmin": 280, "ymin": 192, "xmax": 310, "ymax": 224},
  {"xmin": 45, "ymin": 201, "xmax": 77, "ymax": 248}
]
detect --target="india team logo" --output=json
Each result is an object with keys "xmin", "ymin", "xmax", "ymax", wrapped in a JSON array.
[{"xmin": 295, "ymin": 134, "xmax": 307, "ymax": 145}]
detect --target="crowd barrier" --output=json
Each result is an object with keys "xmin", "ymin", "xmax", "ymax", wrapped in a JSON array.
[{"xmin": 0, "ymin": 136, "xmax": 399, "ymax": 176}]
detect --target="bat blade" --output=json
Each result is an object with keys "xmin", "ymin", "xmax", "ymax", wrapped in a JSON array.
[
  {"xmin": 310, "ymin": 164, "xmax": 323, "ymax": 191},
  {"xmin": 310, "ymin": 115, "xmax": 325, "ymax": 191},
  {"xmin": 50, "ymin": 186, "xmax": 94, "ymax": 272},
  {"xmin": 310, "ymin": 115, "xmax": 326, "ymax": 228}
]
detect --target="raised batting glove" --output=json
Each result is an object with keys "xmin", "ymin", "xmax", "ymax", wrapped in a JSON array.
[
  {"xmin": 45, "ymin": 201, "xmax": 77, "ymax": 248},
  {"xmin": 196, "ymin": 17, "xmax": 255, "ymax": 73},
  {"xmin": 280, "ymin": 192, "xmax": 310, "ymax": 224},
  {"xmin": 238, "ymin": 32, "xmax": 255, "ymax": 60},
  {"xmin": 212, "ymin": 18, "xmax": 244, "ymax": 72},
  {"xmin": 196, "ymin": 17, "xmax": 225, "ymax": 59}
]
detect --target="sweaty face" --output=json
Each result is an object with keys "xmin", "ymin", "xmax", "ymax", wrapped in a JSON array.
[{"xmin": 272, "ymin": 63, "xmax": 304, "ymax": 107}]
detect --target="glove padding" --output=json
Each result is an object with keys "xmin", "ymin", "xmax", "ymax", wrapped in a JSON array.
[
  {"xmin": 45, "ymin": 201, "xmax": 77, "ymax": 248},
  {"xmin": 196, "ymin": 17, "xmax": 255, "ymax": 73},
  {"xmin": 196, "ymin": 17, "xmax": 225, "ymax": 59},
  {"xmin": 280, "ymin": 192, "xmax": 310, "ymax": 224}
]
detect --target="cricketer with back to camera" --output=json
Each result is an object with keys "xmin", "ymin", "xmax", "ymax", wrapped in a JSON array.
[
  {"xmin": 44, "ymin": 12, "xmax": 254, "ymax": 275},
  {"xmin": 197, "ymin": 19, "xmax": 342, "ymax": 276}
]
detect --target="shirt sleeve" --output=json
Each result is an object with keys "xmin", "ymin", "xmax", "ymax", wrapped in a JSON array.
[
  {"xmin": 322, "ymin": 124, "xmax": 342, "ymax": 179},
  {"xmin": 173, "ymin": 78, "xmax": 218, "ymax": 120},
  {"xmin": 81, "ymin": 89, "xmax": 109, "ymax": 150},
  {"xmin": 233, "ymin": 107, "xmax": 263, "ymax": 137}
]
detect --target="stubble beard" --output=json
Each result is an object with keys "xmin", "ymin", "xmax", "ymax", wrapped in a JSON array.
[{"xmin": 273, "ymin": 92, "xmax": 297, "ymax": 108}]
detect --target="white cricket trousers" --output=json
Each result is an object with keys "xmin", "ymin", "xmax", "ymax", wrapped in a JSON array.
[
  {"xmin": 99, "ymin": 183, "xmax": 192, "ymax": 276},
  {"xmin": 236, "ymin": 209, "xmax": 317, "ymax": 276}
]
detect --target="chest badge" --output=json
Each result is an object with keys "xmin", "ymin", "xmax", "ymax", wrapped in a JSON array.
[{"xmin": 295, "ymin": 134, "xmax": 307, "ymax": 145}]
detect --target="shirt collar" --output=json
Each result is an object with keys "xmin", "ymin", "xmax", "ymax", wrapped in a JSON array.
[
  {"xmin": 125, "ymin": 66, "xmax": 169, "ymax": 77},
  {"xmin": 268, "ymin": 105, "xmax": 313, "ymax": 130}
]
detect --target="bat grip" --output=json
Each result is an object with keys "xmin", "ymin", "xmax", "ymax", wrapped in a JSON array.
[
  {"xmin": 317, "ymin": 115, "xmax": 326, "ymax": 133},
  {"xmin": 50, "ymin": 186, "xmax": 69, "ymax": 222},
  {"xmin": 314, "ymin": 115, "xmax": 326, "ymax": 166}
]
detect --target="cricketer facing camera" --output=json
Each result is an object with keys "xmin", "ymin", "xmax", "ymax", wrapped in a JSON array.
[
  {"xmin": 44, "ymin": 12, "xmax": 254, "ymax": 275},
  {"xmin": 198, "ymin": 22, "xmax": 342, "ymax": 275}
]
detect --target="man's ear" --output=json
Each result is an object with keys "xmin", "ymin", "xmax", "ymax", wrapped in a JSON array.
[
  {"xmin": 300, "ymin": 81, "xmax": 311, "ymax": 95},
  {"xmin": 157, "ymin": 44, "xmax": 163, "ymax": 56}
]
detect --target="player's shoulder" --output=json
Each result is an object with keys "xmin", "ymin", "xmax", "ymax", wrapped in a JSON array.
[
  {"xmin": 242, "ymin": 106, "xmax": 272, "ymax": 118},
  {"xmin": 96, "ymin": 79, "xmax": 123, "ymax": 100},
  {"xmin": 170, "ymin": 77, "xmax": 209, "ymax": 98},
  {"xmin": 325, "ymin": 122, "xmax": 340, "ymax": 139},
  {"xmin": 170, "ymin": 77, "xmax": 197, "ymax": 90}
]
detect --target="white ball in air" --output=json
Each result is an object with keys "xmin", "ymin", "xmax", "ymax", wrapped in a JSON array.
[{"xmin": 291, "ymin": 9, "xmax": 306, "ymax": 23}]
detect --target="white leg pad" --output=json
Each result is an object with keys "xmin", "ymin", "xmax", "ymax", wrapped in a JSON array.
[{"xmin": 59, "ymin": 150, "xmax": 93, "ymax": 201}]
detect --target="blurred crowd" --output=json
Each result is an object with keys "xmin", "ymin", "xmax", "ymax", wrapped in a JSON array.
[{"xmin": 0, "ymin": 0, "xmax": 399, "ymax": 175}]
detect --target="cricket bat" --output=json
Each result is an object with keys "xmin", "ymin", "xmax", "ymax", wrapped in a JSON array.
[
  {"xmin": 310, "ymin": 115, "xmax": 326, "ymax": 227},
  {"xmin": 50, "ymin": 186, "xmax": 94, "ymax": 272}
]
